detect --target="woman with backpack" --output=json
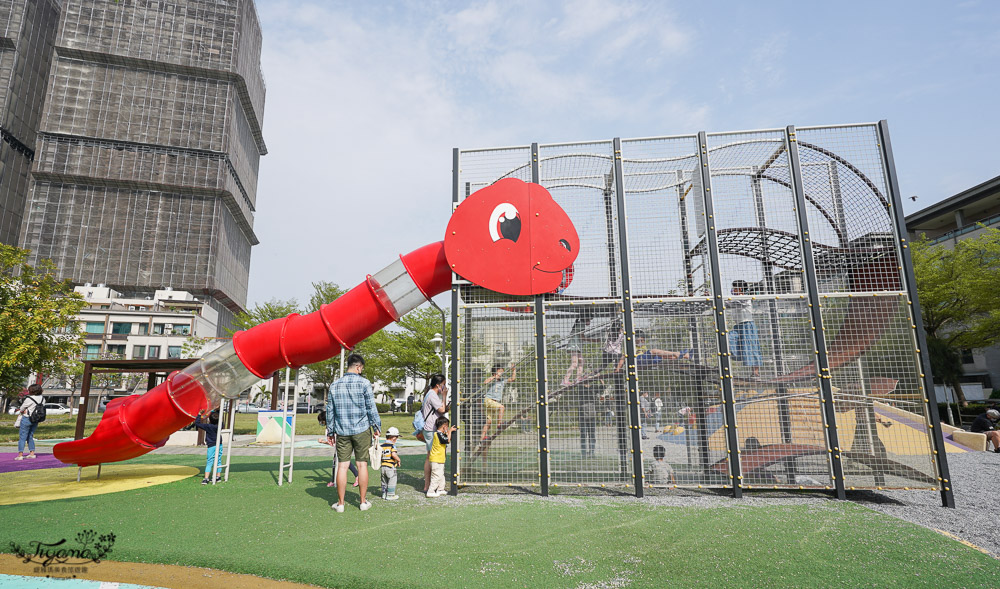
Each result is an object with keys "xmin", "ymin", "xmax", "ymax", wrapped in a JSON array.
[{"xmin": 14, "ymin": 384, "xmax": 45, "ymax": 461}]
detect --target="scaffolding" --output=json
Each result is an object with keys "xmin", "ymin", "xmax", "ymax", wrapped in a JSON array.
[{"xmin": 450, "ymin": 122, "xmax": 953, "ymax": 507}]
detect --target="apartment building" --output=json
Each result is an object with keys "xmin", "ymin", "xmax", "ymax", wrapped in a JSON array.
[
  {"xmin": 75, "ymin": 284, "xmax": 219, "ymax": 362},
  {"xmin": 17, "ymin": 0, "xmax": 267, "ymax": 334}
]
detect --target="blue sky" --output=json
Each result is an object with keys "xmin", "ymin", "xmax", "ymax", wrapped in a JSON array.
[{"xmin": 248, "ymin": 0, "xmax": 999, "ymax": 307}]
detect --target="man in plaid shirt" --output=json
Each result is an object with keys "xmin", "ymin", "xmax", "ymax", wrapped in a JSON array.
[{"xmin": 326, "ymin": 353, "xmax": 381, "ymax": 512}]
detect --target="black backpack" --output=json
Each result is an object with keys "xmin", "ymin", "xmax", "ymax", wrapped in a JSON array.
[{"xmin": 28, "ymin": 400, "xmax": 46, "ymax": 424}]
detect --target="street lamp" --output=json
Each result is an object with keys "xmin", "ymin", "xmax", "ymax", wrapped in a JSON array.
[
  {"xmin": 429, "ymin": 332, "xmax": 448, "ymax": 378},
  {"xmin": 428, "ymin": 300, "xmax": 449, "ymax": 380}
]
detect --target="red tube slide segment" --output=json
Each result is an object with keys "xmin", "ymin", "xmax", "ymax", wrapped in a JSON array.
[
  {"xmin": 54, "ymin": 244, "xmax": 452, "ymax": 467},
  {"xmin": 53, "ymin": 179, "xmax": 580, "ymax": 467},
  {"xmin": 232, "ymin": 242, "xmax": 451, "ymax": 378}
]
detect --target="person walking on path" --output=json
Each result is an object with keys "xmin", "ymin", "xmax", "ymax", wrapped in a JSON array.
[
  {"xmin": 14, "ymin": 384, "xmax": 45, "ymax": 460},
  {"xmin": 326, "ymin": 353, "xmax": 381, "ymax": 512},
  {"xmin": 422, "ymin": 374, "xmax": 449, "ymax": 493}
]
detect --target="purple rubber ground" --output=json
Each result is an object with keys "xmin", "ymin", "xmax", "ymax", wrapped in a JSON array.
[{"xmin": 0, "ymin": 452, "xmax": 66, "ymax": 474}]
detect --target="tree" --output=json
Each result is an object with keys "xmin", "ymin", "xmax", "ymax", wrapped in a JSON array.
[
  {"xmin": 353, "ymin": 306, "xmax": 450, "ymax": 394},
  {"xmin": 301, "ymin": 281, "xmax": 347, "ymax": 391},
  {"xmin": 227, "ymin": 298, "xmax": 300, "ymax": 335},
  {"xmin": 0, "ymin": 244, "xmax": 86, "ymax": 405},
  {"xmin": 911, "ymin": 227, "xmax": 1000, "ymax": 405}
]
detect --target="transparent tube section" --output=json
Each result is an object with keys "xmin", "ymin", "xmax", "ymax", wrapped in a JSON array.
[
  {"xmin": 169, "ymin": 342, "xmax": 260, "ymax": 409},
  {"xmin": 370, "ymin": 257, "xmax": 431, "ymax": 319}
]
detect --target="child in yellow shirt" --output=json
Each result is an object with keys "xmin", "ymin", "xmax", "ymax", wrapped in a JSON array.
[{"xmin": 427, "ymin": 418, "xmax": 456, "ymax": 497}]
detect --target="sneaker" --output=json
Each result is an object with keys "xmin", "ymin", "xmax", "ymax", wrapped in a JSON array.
[
  {"xmin": 385, "ymin": 494, "xmax": 399, "ymax": 501},
  {"xmin": 359, "ymin": 500, "xmax": 372, "ymax": 511},
  {"xmin": 331, "ymin": 503, "xmax": 345, "ymax": 513},
  {"xmin": 25, "ymin": 454, "xmax": 36, "ymax": 459},
  {"xmin": 426, "ymin": 491, "xmax": 437, "ymax": 498},
  {"xmin": 214, "ymin": 475, "xmax": 223, "ymax": 482},
  {"xmin": 14, "ymin": 456, "xmax": 24, "ymax": 461},
  {"xmin": 201, "ymin": 479, "xmax": 209, "ymax": 485},
  {"xmin": 327, "ymin": 481, "xmax": 336, "ymax": 488}
]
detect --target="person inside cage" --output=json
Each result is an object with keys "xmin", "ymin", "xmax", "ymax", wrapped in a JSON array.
[
  {"xmin": 726, "ymin": 280, "xmax": 763, "ymax": 377},
  {"xmin": 603, "ymin": 318, "xmax": 626, "ymax": 372},
  {"xmin": 647, "ymin": 445, "xmax": 676, "ymax": 485},
  {"xmin": 562, "ymin": 315, "xmax": 593, "ymax": 386},
  {"xmin": 481, "ymin": 362, "xmax": 516, "ymax": 443},
  {"xmin": 633, "ymin": 330, "xmax": 692, "ymax": 368}
]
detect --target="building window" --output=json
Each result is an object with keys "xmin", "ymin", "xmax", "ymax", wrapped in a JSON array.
[
  {"xmin": 137, "ymin": 324, "xmax": 149, "ymax": 335},
  {"xmin": 107, "ymin": 345, "xmax": 126, "ymax": 357},
  {"xmin": 172, "ymin": 324, "xmax": 190, "ymax": 335},
  {"xmin": 961, "ymin": 349, "xmax": 974, "ymax": 364},
  {"xmin": 85, "ymin": 322, "xmax": 104, "ymax": 334},
  {"xmin": 84, "ymin": 344, "xmax": 100, "ymax": 359},
  {"xmin": 111, "ymin": 322, "xmax": 132, "ymax": 335},
  {"xmin": 148, "ymin": 346, "xmax": 161, "ymax": 359},
  {"xmin": 167, "ymin": 346, "xmax": 182, "ymax": 359},
  {"xmin": 152, "ymin": 323, "xmax": 166, "ymax": 335},
  {"xmin": 132, "ymin": 345, "xmax": 146, "ymax": 359},
  {"xmin": 100, "ymin": 305, "xmax": 110, "ymax": 309}
]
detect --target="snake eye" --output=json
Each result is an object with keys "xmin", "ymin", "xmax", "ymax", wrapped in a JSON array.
[{"xmin": 489, "ymin": 203, "xmax": 521, "ymax": 243}]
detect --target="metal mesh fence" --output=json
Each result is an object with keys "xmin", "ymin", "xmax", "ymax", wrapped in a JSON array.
[
  {"xmin": 545, "ymin": 302, "xmax": 634, "ymax": 489},
  {"xmin": 454, "ymin": 123, "xmax": 946, "ymax": 498},
  {"xmin": 455, "ymin": 301, "xmax": 540, "ymax": 488},
  {"xmin": 822, "ymin": 293, "xmax": 938, "ymax": 490}
]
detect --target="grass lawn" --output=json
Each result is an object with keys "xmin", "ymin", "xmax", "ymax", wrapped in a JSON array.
[
  {"xmin": 232, "ymin": 412, "xmax": 415, "ymax": 436},
  {"xmin": 0, "ymin": 413, "xmax": 101, "ymax": 443},
  {"xmin": 2, "ymin": 452, "xmax": 997, "ymax": 588}
]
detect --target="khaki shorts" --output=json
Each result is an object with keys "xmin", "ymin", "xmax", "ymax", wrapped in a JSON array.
[
  {"xmin": 484, "ymin": 398, "xmax": 504, "ymax": 422},
  {"xmin": 336, "ymin": 431, "xmax": 373, "ymax": 464}
]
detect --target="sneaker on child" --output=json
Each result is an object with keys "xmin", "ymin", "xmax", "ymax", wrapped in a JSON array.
[
  {"xmin": 359, "ymin": 500, "xmax": 372, "ymax": 511},
  {"xmin": 331, "ymin": 503, "xmax": 345, "ymax": 513}
]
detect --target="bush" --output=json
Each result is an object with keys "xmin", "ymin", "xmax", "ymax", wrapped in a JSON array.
[{"xmin": 376, "ymin": 403, "xmax": 390, "ymax": 413}]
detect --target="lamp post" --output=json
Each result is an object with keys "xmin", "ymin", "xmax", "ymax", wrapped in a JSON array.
[
  {"xmin": 428, "ymin": 300, "xmax": 449, "ymax": 380},
  {"xmin": 430, "ymin": 332, "xmax": 449, "ymax": 379}
]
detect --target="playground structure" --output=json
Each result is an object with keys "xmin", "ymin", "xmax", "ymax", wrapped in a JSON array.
[
  {"xmin": 49, "ymin": 121, "xmax": 954, "ymax": 507},
  {"xmin": 450, "ymin": 122, "xmax": 954, "ymax": 506}
]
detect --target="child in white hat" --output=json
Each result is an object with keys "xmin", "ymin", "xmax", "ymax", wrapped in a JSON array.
[{"xmin": 380, "ymin": 427, "xmax": 402, "ymax": 500}]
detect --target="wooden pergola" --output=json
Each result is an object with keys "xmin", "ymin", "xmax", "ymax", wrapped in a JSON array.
[{"xmin": 73, "ymin": 358, "xmax": 282, "ymax": 440}]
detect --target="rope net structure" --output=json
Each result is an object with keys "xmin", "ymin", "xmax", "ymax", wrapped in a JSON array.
[{"xmin": 451, "ymin": 124, "xmax": 951, "ymax": 502}]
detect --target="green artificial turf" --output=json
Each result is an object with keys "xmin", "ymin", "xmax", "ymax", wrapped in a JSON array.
[{"xmin": 2, "ymin": 452, "xmax": 996, "ymax": 588}]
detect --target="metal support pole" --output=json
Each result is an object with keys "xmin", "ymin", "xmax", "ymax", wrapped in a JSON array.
[
  {"xmin": 785, "ymin": 125, "xmax": 846, "ymax": 500},
  {"xmin": 531, "ymin": 143, "xmax": 551, "ymax": 496},
  {"xmin": 696, "ymin": 131, "xmax": 742, "ymax": 498},
  {"xmin": 449, "ymin": 147, "xmax": 461, "ymax": 496},
  {"xmin": 75, "ymin": 363, "xmax": 93, "ymax": 440},
  {"xmin": 876, "ymin": 120, "xmax": 954, "ymax": 508},
  {"xmin": 278, "ymin": 367, "xmax": 292, "ymax": 486},
  {"xmin": 611, "ymin": 138, "xmax": 644, "ymax": 497}
]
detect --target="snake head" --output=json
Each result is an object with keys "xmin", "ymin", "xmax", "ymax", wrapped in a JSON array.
[{"xmin": 444, "ymin": 178, "xmax": 579, "ymax": 296}]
